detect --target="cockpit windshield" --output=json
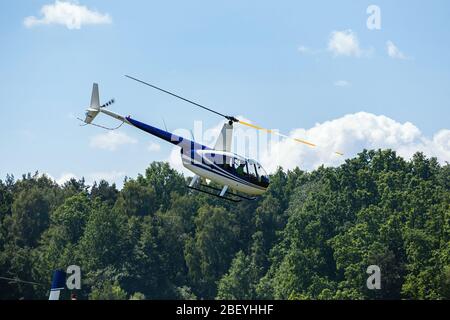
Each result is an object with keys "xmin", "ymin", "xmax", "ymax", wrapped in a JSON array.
[
  {"xmin": 247, "ymin": 159, "xmax": 270, "ymax": 188},
  {"xmin": 203, "ymin": 151, "xmax": 270, "ymax": 188},
  {"xmin": 229, "ymin": 157, "xmax": 269, "ymax": 188}
]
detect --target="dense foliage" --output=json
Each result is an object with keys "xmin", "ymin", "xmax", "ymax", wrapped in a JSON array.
[{"xmin": 0, "ymin": 150, "xmax": 449, "ymax": 300}]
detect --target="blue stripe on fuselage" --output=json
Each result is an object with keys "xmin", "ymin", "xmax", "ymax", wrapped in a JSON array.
[{"xmin": 126, "ymin": 116, "xmax": 210, "ymax": 151}]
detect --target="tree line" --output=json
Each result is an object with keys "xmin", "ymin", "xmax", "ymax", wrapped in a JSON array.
[{"xmin": 0, "ymin": 149, "xmax": 449, "ymax": 300}]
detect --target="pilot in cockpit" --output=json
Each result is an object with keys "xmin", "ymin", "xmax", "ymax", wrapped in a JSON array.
[{"xmin": 236, "ymin": 163, "xmax": 246, "ymax": 177}]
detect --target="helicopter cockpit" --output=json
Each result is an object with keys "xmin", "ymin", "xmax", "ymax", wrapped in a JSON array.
[
  {"xmin": 231, "ymin": 157, "xmax": 270, "ymax": 188},
  {"xmin": 200, "ymin": 151, "xmax": 270, "ymax": 188}
]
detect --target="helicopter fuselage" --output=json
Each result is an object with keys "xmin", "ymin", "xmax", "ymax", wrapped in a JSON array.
[{"xmin": 126, "ymin": 116, "xmax": 270, "ymax": 196}]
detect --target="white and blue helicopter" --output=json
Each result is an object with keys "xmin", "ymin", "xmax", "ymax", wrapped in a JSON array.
[{"xmin": 81, "ymin": 76, "xmax": 342, "ymax": 202}]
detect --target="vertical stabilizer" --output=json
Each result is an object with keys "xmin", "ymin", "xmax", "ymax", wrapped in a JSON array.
[
  {"xmin": 84, "ymin": 83, "xmax": 101, "ymax": 124},
  {"xmin": 90, "ymin": 83, "xmax": 100, "ymax": 109},
  {"xmin": 48, "ymin": 270, "xmax": 66, "ymax": 300}
]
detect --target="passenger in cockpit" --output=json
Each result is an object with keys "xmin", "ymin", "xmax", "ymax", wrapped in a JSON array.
[{"xmin": 236, "ymin": 163, "xmax": 246, "ymax": 177}]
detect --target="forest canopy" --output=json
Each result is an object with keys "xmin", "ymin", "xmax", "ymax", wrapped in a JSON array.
[{"xmin": 0, "ymin": 149, "xmax": 449, "ymax": 300}]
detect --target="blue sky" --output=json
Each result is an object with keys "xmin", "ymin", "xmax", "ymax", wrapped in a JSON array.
[{"xmin": 1, "ymin": 1, "xmax": 449, "ymax": 187}]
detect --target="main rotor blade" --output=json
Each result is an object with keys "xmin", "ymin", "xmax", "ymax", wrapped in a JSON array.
[
  {"xmin": 237, "ymin": 120, "xmax": 344, "ymax": 156},
  {"xmin": 125, "ymin": 75, "xmax": 230, "ymax": 120},
  {"xmin": 125, "ymin": 75, "xmax": 343, "ymax": 156}
]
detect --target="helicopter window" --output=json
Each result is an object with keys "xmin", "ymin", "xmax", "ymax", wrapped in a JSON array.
[
  {"xmin": 220, "ymin": 156, "xmax": 232, "ymax": 170},
  {"xmin": 256, "ymin": 163, "xmax": 270, "ymax": 187},
  {"xmin": 234, "ymin": 159, "xmax": 247, "ymax": 177},
  {"xmin": 254, "ymin": 164, "xmax": 261, "ymax": 181},
  {"xmin": 247, "ymin": 161, "xmax": 258, "ymax": 183},
  {"xmin": 232, "ymin": 158, "xmax": 240, "ymax": 169},
  {"xmin": 224, "ymin": 156, "xmax": 230, "ymax": 169},
  {"xmin": 256, "ymin": 164, "xmax": 266, "ymax": 177}
]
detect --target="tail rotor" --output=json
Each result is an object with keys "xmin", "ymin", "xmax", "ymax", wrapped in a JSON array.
[{"xmin": 79, "ymin": 83, "xmax": 115, "ymax": 125}]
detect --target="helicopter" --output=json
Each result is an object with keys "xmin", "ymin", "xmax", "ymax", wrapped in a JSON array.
[{"xmin": 80, "ymin": 76, "xmax": 343, "ymax": 202}]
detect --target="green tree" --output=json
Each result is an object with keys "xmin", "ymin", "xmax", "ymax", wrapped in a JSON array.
[
  {"xmin": 10, "ymin": 187, "xmax": 51, "ymax": 247},
  {"xmin": 78, "ymin": 202, "xmax": 128, "ymax": 271},
  {"xmin": 217, "ymin": 251, "xmax": 259, "ymax": 299},
  {"xmin": 90, "ymin": 280, "xmax": 128, "ymax": 300},
  {"xmin": 185, "ymin": 205, "xmax": 238, "ymax": 298},
  {"xmin": 51, "ymin": 193, "xmax": 91, "ymax": 242},
  {"xmin": 139, "ymin": 162, "xmax": 186, "ymax": 211},
  {"xmin": 1, "ymin": 153, "xmax": 448, "ymax": 300},
  {"xmin": 113, "ymin": 179, "xmax": 157, "ymax": 217},
  {"xmin": 90, "ymin": 180, "xmax": 118, "ymax": 207}
]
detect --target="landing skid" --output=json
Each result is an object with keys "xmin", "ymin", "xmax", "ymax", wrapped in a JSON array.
[{"xmin": 187, "ymin": 183, "xmax": 258, "ymax": 203}]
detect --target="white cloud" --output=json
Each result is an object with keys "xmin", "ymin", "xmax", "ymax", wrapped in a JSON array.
[
  {"xmin": 39, "ymin": 172, "xmax": 68, "ymax": 185},
  {"xmin": 147, "ymin": 142, "xmax": 161, "ymax": 152},
  {"xmin": 299, "ymin": 30, "xmax": 375, "ymax": 58},
  {"xmin": 386, "ymin": 41, "xmax": 408, "ymax": 60},
  {"xmin": 164, "ymin": 113, "xmax": 449, "ymax": 178},
  {"xmin": 328, "ymin": 30, "xmax": 362, "ymax": 57},
  {"xmin": 334, "ymin": 80, "xmax": 351, "ymax": 87},
  {"xmin": 54, "ymin": 172, "xmax": 78, "ymax": 185},
  {"xmin": 45, "ymin": 171, "xmax": 126, "ymax": 187},
  {"xmin": 88, "ymin": 171, "xmax": 126, "ymax": 184},
  {"xmin": 297, "ymin": 45, "xmax": 321, "ymax": 55},
  {"xmin": 297, "ymin": 46, "xmax": 311, "ymax": 54},
  {"xmin": 90, "ymin": 131, "xmax": 137, "ymax": 151},
  {"xmin": 259, "ymin": 112, "xmax": 449, "ymax": 173},
  {"xmin": 24, "ymin": 1, "xmax": 112, "ymax": 30},
  {"xmin": 168, "ymin": 147, "xmax": 193, "ymax": 177}
]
